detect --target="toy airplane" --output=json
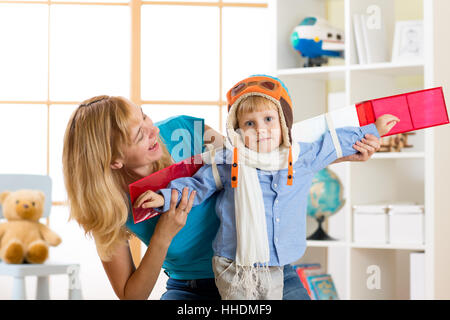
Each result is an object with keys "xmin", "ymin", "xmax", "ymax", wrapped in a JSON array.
[
  {"xmin": 291, "ymin": 16, "xmax": 345, "ymax": 67},
  {"xmin": 130, "ymin": 87, "xmax": 448, "ymax": 223}
]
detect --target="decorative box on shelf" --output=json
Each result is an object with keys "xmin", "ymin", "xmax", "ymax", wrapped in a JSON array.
[
  {"xmin": 388, "ymin": 204, "xmax": 425, "ymax": 245},
  {"xmin": 352, "ymin": 204, "xmax": 389, "ymax": 244},
  {"xmin": 353, "ymin": 203, "xmax": 425, "ymax": 245}
]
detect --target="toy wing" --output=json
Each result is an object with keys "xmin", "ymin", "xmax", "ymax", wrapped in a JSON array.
[
  {"xmin": 292, "ymin": 87, "xmax": 448, "ymax": 143},
  {"xmin": 129, "ymin": 154, "xmax": 204, "ymax": 224}
]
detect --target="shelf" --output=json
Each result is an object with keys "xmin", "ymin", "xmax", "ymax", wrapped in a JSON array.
[
  {"xmin": 277, "ymin": 61, "xmax": 424, "ymax": 80},
  {"xmin": 277, "ymin": 65, "xmax": 346, "ymax": 80},
  {"xmin": 307, "ymin": 240, "xmax": 347, "ymax": 248},
  {"xmin": 351, "ymin": 242, "xmax": 426, "ymax": 251},
  {"xmin": 306, "ymin": 241, "xmax": 425, "ymax": 251},
  {"xmin": 371, "ymin": 152, "xmax": 425, "ymax": 159},
  {"xmin": 350, "ymin": 61, "xmax": 425, "ymax": 76}
]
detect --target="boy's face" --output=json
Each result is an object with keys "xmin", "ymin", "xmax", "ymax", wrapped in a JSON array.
[{"xmin": 237, "ymin": 108, "xmax": 283, "ymax": 153}]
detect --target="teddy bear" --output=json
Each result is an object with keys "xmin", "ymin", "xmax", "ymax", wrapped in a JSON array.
[{"xmin": 0, "ymin": 189, "xmax": 62, "ymax": 264}]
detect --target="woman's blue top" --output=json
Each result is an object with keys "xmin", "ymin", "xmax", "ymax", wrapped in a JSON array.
[{"xmin": 125, "ymin": 115, "xmax": 220, "ymax": 280}]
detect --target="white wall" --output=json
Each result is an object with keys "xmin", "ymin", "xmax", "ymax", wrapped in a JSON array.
[
  {"xmin": 432, "ymin": 0, "xmax": 450, "ymax": 300},
  {"xmin": 0, "ymin": 206, "xmax": 168, "ymax": 300}
]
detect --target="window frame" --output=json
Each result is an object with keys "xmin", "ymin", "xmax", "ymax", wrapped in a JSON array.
[{"xmin": 0, "ymin": 0, "xmax": 268, "ymax": 207}]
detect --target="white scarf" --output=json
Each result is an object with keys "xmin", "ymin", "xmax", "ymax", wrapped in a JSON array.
[{"xmin": 225, "ymin": 135, "xmax": 300, "ymax": 298}]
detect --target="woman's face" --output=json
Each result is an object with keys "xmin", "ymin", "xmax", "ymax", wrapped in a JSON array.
[{"xmin": 121, "ymin": 104, "xmax": 163, "ymax": 171}]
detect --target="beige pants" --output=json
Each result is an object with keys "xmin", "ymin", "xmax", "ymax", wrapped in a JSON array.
[{"xmin": 212, "ymin": 256, "xmax": 284, "ymax": 300}]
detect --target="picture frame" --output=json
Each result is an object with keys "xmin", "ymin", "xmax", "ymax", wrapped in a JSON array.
[{"xmin": 391, "ymin": 20, "xmax": 424, "ymax": 62}]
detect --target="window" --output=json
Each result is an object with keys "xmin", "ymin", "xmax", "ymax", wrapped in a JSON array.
[{"xmin": 0, "ymin": 0, "xmax": 269, "ymax": 203}]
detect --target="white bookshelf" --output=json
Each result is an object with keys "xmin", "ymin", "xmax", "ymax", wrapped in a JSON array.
[{"xmin": 269, "ymin": 0, "xmax": 435, "ymax": 299}]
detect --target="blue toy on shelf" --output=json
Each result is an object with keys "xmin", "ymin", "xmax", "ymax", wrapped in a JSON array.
[{"xmin": 291, "ymin": 17, "xmax": 345, "ymax": 67}]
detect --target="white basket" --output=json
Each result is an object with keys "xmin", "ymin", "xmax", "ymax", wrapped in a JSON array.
[
  {"xmin": 353, "ymin": 204, "xmax": 389, "ymax": 243},
  {"xmin": 388, "ymin": 204, "xmax": 425, "ymax": 245}
]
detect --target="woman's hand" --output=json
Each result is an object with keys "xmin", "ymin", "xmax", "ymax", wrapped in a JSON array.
[
  {"xmin": 333, "ymin": 134, "xmax": 381, "ymax": 163},
  {"xmin": 152, "ymin": 188, "xmax": 196, "ymax": 246},
  {"xmin": 103, "ymin": 187, "xmax": 195, "ymax": 300}
]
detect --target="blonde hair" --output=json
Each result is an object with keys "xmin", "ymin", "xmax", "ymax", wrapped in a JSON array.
[
  {"xmin": 62, "ymin": 95, "xmax": 172, "ymax": 261},
  {"xmin": 236, "ymin": 95, "xmax": 278, "ymax": 122}
]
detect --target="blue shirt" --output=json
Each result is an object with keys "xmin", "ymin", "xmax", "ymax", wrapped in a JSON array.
[
  {"xmin": 158, "ymin": 124, "xmax": 380, "ymax": 266},
  {"xmin": 125, "ymin": 115, "xmax": 220, "ymax": 280}
]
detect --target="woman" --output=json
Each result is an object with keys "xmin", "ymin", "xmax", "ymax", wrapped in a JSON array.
[{"xmin": 62, "ymin": 95, "xmax": 380, "ymax": 300}]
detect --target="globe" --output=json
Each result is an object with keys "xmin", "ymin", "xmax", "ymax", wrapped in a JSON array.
[{"xmin": 306, "ymin": 168, "xmax": 345, "ymax": 240}]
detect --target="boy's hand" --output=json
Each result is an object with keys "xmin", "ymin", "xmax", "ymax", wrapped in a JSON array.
[
  {"xmin": 133, "ymin": 190, "xmax": 165, "ymax": 209},
  {"xmin": 375, "ymin": 114, "xmax": 400, "ymax": 136}
]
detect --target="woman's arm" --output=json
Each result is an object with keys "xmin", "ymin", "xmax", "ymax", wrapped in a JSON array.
[
  {"xmin": 101, "ymin": 233, "xmax": 169, "ymax": 300},
  {"xmin": 101, "ymin": 189, "xmax": 195, "ymax": 300}
]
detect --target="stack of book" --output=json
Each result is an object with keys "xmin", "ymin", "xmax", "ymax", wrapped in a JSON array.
[{"xmin": 293, "ymin": 263, "xmax": 339, "ymax": 300}]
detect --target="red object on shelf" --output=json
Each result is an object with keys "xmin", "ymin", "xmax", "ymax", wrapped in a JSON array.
[
  {"xmin": 355, "ymin": 87, "xmax": 449, "ymax": 136},
  {"xmin": 129, "ymin": 154, "xmax": 204, "ymax": 224}
]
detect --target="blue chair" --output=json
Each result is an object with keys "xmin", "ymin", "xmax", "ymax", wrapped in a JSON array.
[{"xmin": 0, "ymin": 174, "xmax": 82, "ymax": 300}]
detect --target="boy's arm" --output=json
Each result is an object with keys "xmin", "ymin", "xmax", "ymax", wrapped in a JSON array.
[
  {"xmin": 157, "ymin": 164, "xmax": 221, "ymax": 212},
  {"xmin": 306, "ymin": 123, "xmax": 381, "ymax": 173},
  {"xmin": 332, "ymin": 133, "xmax": 381, "ymax": 163},
  {"xmin": 329, "ymin": 114, "xmax": 398, "ymax": 164}
]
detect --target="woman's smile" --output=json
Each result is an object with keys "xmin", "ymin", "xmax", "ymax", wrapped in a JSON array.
[{"xmin": 148, "ymin": 140, "xmax": 159, "ymax": 152}]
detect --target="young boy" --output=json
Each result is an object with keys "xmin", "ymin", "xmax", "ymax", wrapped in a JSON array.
[{"xmin": 134, "ymin": 75, "xmax": 398, "ymax": 300}]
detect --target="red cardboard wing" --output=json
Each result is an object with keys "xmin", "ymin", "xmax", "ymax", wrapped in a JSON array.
[
  {"xmin": 356, "ymin": 87, "xmax": 449, "ymax": 136},
  {"xmin": 129, "ymin": 154, "xmax": 204, "ymax": 224}
]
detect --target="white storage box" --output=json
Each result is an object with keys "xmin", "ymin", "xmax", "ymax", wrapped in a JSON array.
[
  {"xmin": 353, "ymin": 205, "xmax": 388, "ymax": 243},
  {"xmin": 388, "ymin": 204, "xmax": 424, "ymax": 244}
]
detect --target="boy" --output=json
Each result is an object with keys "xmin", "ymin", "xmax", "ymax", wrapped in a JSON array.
[{"xmin": 134, "ymin": 75, "xmax": 398, "ymax": 299}]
